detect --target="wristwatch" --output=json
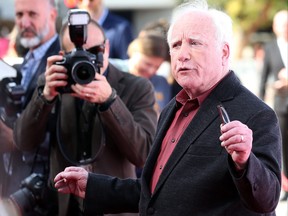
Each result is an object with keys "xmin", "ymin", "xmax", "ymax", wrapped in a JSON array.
[
  {"xmin": 98, "ymin": 88, "xmax": 117, "ymax": 111},
  {"xmin": 37, "ymin": 87, "xmax": 56, "ymax": 105}
]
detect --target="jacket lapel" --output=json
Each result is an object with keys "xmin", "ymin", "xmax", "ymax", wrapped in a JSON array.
[{"xmin": 141, "ymin": 99, "xmax": 177, "ymax": 197}]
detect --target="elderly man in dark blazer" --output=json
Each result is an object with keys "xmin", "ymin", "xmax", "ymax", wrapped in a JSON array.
[{"xmin": 54, "ymin": 1, "xmax": 282, "ymax": 216}]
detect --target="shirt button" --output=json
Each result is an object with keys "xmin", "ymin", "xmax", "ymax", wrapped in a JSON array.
[
  {"xmin": 159, "ymin": 165, "xmax": 163, "ymax": 169},
  {"xmin": 147, "ymin": 207, "xmax": 155, "ymax": 214},
  {"xmin": 171, "ymin": 138, "xmax": 175, "ymax": 143},
  {"xmin": 184, "ymin": 113, "xmax": 188, "ymax": 117}
]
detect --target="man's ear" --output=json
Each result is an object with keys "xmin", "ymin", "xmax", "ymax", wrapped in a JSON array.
[
  {"xmin": 222, "ymin": 43, "xmax": 230, "ymax": 66},
  {"xmin": 50, "ymin": 7, "xmax": 58, "ymax": 22},
  {"xmin": 104, "ymin": 39, "xmax": 110, "ymax": 54}
]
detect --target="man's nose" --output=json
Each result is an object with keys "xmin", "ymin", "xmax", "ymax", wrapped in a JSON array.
[
  {"xmin": 177, "ymin": 45, "xmax": 191, "ymax": 62},
  {"xmin": 19, "ymin": 15, "xmax": 32, "ymax": 28}
]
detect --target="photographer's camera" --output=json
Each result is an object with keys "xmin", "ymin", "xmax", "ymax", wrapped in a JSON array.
[
  {"xmin": 56, "ymin": 9, "xmax": 104, "ymax": 94},
  {"xmin": 55, "ymin": 49, "xmax": 100, "ymax": 93},
  {"xmin": 9, "ymin": 173, "xmax": 46, "ymax": 215},
  {"xmin": 0, "ymin": 77, "xmax": 25, "ymax": 128},
  {"xmin": 0, "ymin": 173, "xmax": 57, "ymax": 216}
]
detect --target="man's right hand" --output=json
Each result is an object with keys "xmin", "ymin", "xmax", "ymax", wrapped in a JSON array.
[
  {"xmin": 43, "ymin": 55, "xmax": 68, "ymax": 101},
  {"xmin": 54, "ymin": 166, "xmax": 88, "ymax": 199}
]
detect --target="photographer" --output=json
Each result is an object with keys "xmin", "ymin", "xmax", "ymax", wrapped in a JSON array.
[
  {"xmin": 14, "ymin": 10, "xmax": 157, "ymax": 216},
  {"xmin": 0, "ymin": 0, "xmax": 60, "ymax": 215}
]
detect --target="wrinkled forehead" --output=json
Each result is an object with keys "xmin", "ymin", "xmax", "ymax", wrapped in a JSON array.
[
  {"xmin": 169, "ymin": 11, "xmax": 215, "ymax": 44},
  {"xmin": 15, "ymin": 0, "xmax": 50, "ymax": 13}
]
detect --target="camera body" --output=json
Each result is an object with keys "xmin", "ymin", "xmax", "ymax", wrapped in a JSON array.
[
  {"xmin": 55, "ymin": 48, "xmax": 102, "ymax": 93},
  {"xmin": 0, "ymin": 77, "xmax": 25, "ymax": 128},
  {"xmin": 56, "ymin": 9, "xmax": 104, "ymax": 93}
]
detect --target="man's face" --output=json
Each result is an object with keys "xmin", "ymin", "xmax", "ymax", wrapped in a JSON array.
[
  {"xmin": 129, "ymin": 52, "xmax": 164, "ymax": 79},
  {"xmin": 62, "ymin": 23, "xmax": 109, "ymax": 75},
  {"xmin": 169, "ymin": 11, "xmax": 229, "ymax": 98},
  {"xmin": 14, "ymin": 0, "xmax": 54, "ymax": 49}
]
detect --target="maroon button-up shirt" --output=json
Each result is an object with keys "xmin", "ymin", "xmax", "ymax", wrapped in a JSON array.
[{"xmin": 150, "ymin": 88, "xmax": 213, "ymax": 193}]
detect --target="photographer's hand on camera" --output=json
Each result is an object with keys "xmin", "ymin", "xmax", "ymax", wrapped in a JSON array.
[
  {"xmin": 71, "ymin": 72, "xmax": 113, "ymax": 104},
  {"xmin": 43, "ymin": 54, "xmax": 116, "ymax": 108},
  {"xmin": 43, "ymin": 55, "xmax": 68, "ymax": 102}
]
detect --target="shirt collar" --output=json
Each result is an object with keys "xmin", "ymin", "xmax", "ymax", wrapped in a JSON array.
[
  {"xmin": 175, "ymin": 72, "xmax": 230, "ymax": 108},
  {"xmin": 175, "ymin": 88, "xmax": 209, "ymax": 108}
]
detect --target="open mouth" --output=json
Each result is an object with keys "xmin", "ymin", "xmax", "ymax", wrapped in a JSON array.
[{"xmin": 178, "ymin": 67, "xmax": 192, "ymax": 73}]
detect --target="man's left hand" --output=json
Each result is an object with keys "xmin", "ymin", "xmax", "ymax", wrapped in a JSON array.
[{"xmin": 220, "ymin": 121, "xmax": 253, "ymax": 170}]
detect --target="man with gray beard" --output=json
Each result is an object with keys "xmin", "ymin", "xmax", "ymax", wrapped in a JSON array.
[{"xmin": 0, "ymin": 0, "xmax": 60, "ymax": 215}]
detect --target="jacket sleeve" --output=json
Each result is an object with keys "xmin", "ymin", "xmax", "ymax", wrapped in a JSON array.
[
  {"xmin": 99, "ymin": 77, "xmax": 157, "ymax": 167},
  {"xmin": 228, "ymin": 108, "xmax": 281, "ymax": 213},
  {"xmin": 13, "ymin": 77, "xmax": 56, "ymax": 151},
  {"xmin": 84, "ymin": 173, "xmax": 141, "ymax": 215}
]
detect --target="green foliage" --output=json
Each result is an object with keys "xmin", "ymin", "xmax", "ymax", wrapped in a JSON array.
[{"xmin": 178, "ymin": 0, "xmax": 288, "ymax": 32}]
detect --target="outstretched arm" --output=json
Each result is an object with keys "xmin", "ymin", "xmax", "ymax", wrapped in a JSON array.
[
  {"xmin": 54, "ymin": 166, "xmax": 88, "ymax": 198},
  {"xmin": 54, "ymin": 166, "xmax": 141, "ymax": 214}
]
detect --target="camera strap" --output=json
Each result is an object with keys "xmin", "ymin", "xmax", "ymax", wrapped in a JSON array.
[
  {"xmin": 78, "ymin": 101, "xmax": 96, "ymax": 161},
  {"xmin": 56, "ymin": 97, "xmax": 106, "ymax": 166}
]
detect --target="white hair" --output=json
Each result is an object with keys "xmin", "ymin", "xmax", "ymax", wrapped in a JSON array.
[{"xmin": 167, "ymin": 0, "xmax": 233, "ymax": 49}]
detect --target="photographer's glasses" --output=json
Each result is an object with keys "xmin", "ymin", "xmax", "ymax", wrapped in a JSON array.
[{"xmin": 87, "ymin": 41, "xmax": 105, "ymax": 55}]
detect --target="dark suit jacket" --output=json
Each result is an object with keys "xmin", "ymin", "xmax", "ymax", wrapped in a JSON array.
[
  {"xmin": 102, "ymin": 10, "xmax": 134, "ymax": 59},
  {"xmin": 14, "ymin": 64, "xmax": 157, "ymax": 216},
  {"xmin": 83, "ymin": 71, "xmax": 281, "ymax": 216}
]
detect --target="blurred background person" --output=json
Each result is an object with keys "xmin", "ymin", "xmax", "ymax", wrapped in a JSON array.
[
  {"xmin": 127, "ymin": 35, "xmax": 171, "ymax": 115},
  {"xmin": 76, "ymin": 0, "xmax": 134, "ymax": 59},
  {"xmin": 3, "ymin": 26, "xmax": 28, "ymax": 60},
  {"xmin": 259, "ymin": 9, "xmax": 288, "ymax": 201},
  {"xmin": 138, "ymin": 18, "xmax": 182, "ymax": 97},
  {"xmin": 0, "ymin": 0, "xmax": 60, "ymax": 215},
  {"xmin": 111, "ymin": 35, "xmax": 171, "ymax": 117},
  {"xmin": 232, "ymin": 45, "xmax": 262, "ymax": 97}
]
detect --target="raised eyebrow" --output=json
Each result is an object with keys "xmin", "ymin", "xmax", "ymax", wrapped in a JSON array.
[
  {"xmin": 16, "ymin": 10, "xmax": 37, "ymax": 17},
  {"xmin": 170, "ymin": 39, "xmax": 182, "ymax": 47},
  {"xmin": 188, "ymin": 37, "xmax": 204, "ymax": 44},
  {"xmin": 15, "ymin": 11, "xmax": 23, "ymax": 17}
]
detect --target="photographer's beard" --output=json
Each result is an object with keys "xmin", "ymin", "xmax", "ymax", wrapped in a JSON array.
[{"xmin": 19, "ymin": 22, "xmax": 49, "ymax": 49}]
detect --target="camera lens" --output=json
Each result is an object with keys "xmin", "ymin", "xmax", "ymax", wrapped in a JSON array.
[{"xmin": 71, "ymin": 61, "xmax": 96, "ymax": 85}]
